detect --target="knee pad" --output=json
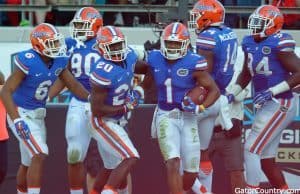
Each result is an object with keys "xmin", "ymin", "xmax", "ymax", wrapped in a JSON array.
[{"xmin": 67, "ymin": 143, "xmax": 83, "ymax": 164}]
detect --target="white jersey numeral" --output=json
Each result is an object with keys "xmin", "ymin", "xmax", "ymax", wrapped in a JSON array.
[
  {"xmin": 247, "ymin": 53, "xmax": 272, "ymax": 76},
  {"xmin": 223, "ymin": 42, "xmax": 237, "ymax": 72},
  {"xmin": 164, "ymin": 78, "xmax": 173, "ymax": 103},
  {"xmin": 71, "ymin": 53, "xmax": 101, "ymax": 77},
  {"xmin": 96, "ymin": 62, "xmax": 113, "ymax": 73},
  {"xmin": 113, "ymin": 83, "xmax": 129, "ymax": 106},
  {"xmin": 35, "ymin": 80, "xmax": 52, "ymax": 100}
]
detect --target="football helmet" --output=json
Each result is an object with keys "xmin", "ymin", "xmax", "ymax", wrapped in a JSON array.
[
  {"xmin": 248, "ymin": 5, "xmax": 283, "ymax": 37},
  {"xmin": 70, "ymin": 7, "xmax": 103, "ymax": 41},
  {"xmin": 189, "ymin": 0, "xmax": 225, "ymax": 30},
  {"xmin": 30, "ymin": 23, "xmax": 66, "ymax": 58},
  {"xmin": 96, "ymin": 26, "xmax": 128, "ymax": 62},
  {"xmin": 160, "ymin": 22, "xmax": 190, "ymax": 60}
]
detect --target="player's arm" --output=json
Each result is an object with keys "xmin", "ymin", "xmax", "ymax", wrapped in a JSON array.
[
  {"xmin": 59, "ymin": 68, "xmax": 89, "ymax": 101},
  {"xmin": 197, "ymin": 49, "xmax": 214, "ymax": 73},
  {"xmin": 236, "ymin": 52, "xmax": 252, "ymax": 88},
  {"xmin": 226, "ymin": 52, "xmax": 252, "ymax": 99},
  {"xmin": 276, "ymin": 51, "xmax": 300, "ymax": 91},
  {"xmin": 193, "ymin": 70, "xmax": 220, "ymax": 108},
  {"xmin": 0, "ymin": 68, "xmax": 25, "ymax": 120},
  {"xmin": 134, "ymin": 60, "xmax": 149, "ymax": 74},
  {"xmin": 90, "ymin": 82, "xmax": 127, "ymax": 117},
  {"xmin": 48, "ymin": 78, "xmax": 67, "ymax": 100},
  {"xmin": 196, "ymin": 32, "xmax": 217, "ymax": 73},
  {"xmin": 140, "ymin": 70, "xmax": 154, "ymax": 90}
]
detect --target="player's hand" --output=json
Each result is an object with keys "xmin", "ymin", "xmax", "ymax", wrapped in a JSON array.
[
  {"xmin": 13, "ymin": 118, "xmax": 31, "ymax": 140},
  {"xmin": 125, "ymin": 90, "xmax": 141, "ymax": 110},
  {"xmin": 253, "ymin": 89, "xmax": 273, "ymax": 108},
  {"xmin": 181, "ymin": 96, "xmax": 203, "ymax": 114}
]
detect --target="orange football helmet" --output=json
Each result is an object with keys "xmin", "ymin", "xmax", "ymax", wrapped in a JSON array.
[
  {"xmin": 71, "ymin": 7, "xmax": 103, "ymax": 41},
  {"xmin": 161, "ymin": 22, "xmax": 190, "ymax": 60},
  {"xmin": 248, "ymin": 5, "xmax": 283, "ymax": 37},
  {"xmin": 189, "ymin": 0, "xmax": 225, "ymax": 30},
  {"xmin": 30, "ymin": 23, "xmax": 66, "ymax": 58},
  {"xmin": 96, "ymin": 26, "xmax": 128, "ymax": 62}
]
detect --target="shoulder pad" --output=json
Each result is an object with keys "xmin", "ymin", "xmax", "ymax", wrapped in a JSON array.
[
  {"xmin": 273, "ymin": 33, "xmax": 296, "ymax": 52},
  {"xmin": 14, "ymin": 50, "xmax": 37, "ymax": 74}
]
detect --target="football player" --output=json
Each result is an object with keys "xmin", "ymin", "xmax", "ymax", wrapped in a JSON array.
[
  {"xmin": 62, "ymin": 7, "xmax": 103, "ymax": 194},
  {"xmin": 227, "ymin": 5, "xmax": 300, "ymax": 191},
  {"xmin": 0, "ymin": 23, "xmax": 89, "ymax": 194},
  {"xmin": 189, "ymin": 0, "xmax": 247, "ymax": 192},
  {"xmin": 88, "ymin": 26, "xmax": 140, "ymax": 194},
  {"xmin": 135, "ymin": 22, "xmax": 220, "ymax": 194}
]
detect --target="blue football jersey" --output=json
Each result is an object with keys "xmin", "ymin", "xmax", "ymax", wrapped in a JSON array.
[
  {"xmin": 90, "ymin": 47, "xmax": 137, "ymax": 118},
  {"xmin": 242, "ymin": 32, "xmax": 295, "ymax": 99},
  {"xmin": 65, "ymin": 37, "xmax": 101, "ymax": 101},
  {"xmin": 147, "ymin": 50, "xmax": 207, "ymax": 110},
  {"xmin": 196, "ymin": 25, "xmax": 238, "ymax": 94},
  {"xmin": 13, "ymin": 49, "xmax": 69, "ymax": 109}
]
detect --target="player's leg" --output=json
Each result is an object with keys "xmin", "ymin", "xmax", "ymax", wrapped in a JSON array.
[
  {"xmin": 90, "ymin": 117, "xmax": 139, "ymax": 194},
  {"xmin": 181, "ymin": 112, "xmax": 200, "ymax": 192},
  {"xmin": 8, "ymin": 109, "xmax": 48, "ymax": 194},
  {"xmin": 197, "ymin": 98, "xmax": 220, "ymax": 192},
  {"xmin": 16, "ymin": 164, "xmax": 28, "ymax": 194},
  {"xmin": 260, "ymin": 120, "xmax": 294, "ymax": 189},
  {"xmin": 261, "ymin": 158, "xmax": 288, "ymax": 189},
  {"xmin": 25, "ymin": 118, "xmax": 48, "ymax": 194},
  {"xmin": 85, "ymin": 138, "xmax": 103, "ymax": 193},
  {"xmin": 118, "ymin": 174, "xmax": 132, "ymax": 194},
  {"xmin": 66, "ymin": 99, "xmax": 91, "ymax": 194},
  {"xmin": 90, "ymin": 167, "xmax": 112, "ymax": 193},
  {"xmin": 87, "ymin": 139, "xmax": 132, "ymax": 194},
  {"xmin": 217, "ymin": 118, "xmax": 246, "ymax": 192},
  {"xmin": 245, "ymin": 98, "xmax": 296, "ymax": 189},
  {"xmin": 156, "ymin": 108, "xmax": 183, "ymax": 194},
  {"xmin": 197, "ymin": 116, "xmax": 215, "ymax": 191}
]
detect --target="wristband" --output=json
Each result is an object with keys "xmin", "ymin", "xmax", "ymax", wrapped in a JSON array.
[
  {"xmin": 269, "ymin": 81, "xmax": 290, "ymax": 96},
  {"xmin": 198, "ymin": 104, "xmax": 206, "ymax": 112},
  {"xmin": 133, "ymin": 85, "xmax": 144, "ymax": 99},
  {"xmin": 226, "ymin": 84, "xmax": 242, "ymax": 96},
  {"xmin": 123, "ymin": 105, "xmax": 129, "ymax": 113},
  {"xmin": 13, "ymin": 118, "xmax": 23, "ymax": 124}
]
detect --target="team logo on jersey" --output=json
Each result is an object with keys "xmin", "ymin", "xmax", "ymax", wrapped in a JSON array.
[
  {"xmin": 177, "ymin": 68, "xmax": 189, "ymax": 76},
  {"xmin": 55, "ymin": 68, "xmax": 63, "ymax": 76},
  {"xmin": 262, "ymin": 46, "xmax": 271, "ymax": 55},
  {"xmin": 25, "ymin": 52, "xmax": 34, "ymax": 59}
]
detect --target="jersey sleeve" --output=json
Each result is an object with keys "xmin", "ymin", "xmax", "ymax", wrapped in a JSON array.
[
  {"xmin": 241, "ymin": 36, "xmax": 250, "ymax": 53},
  {"xmin": 196, "ymin": 30, "xmax": 218, "ymax": 51},
  {"xmin": 192, "ymin": 54, "xmax": 208, "ymax": 71},
  {"xmin": 275, "ymin": 33, "xmax": 296, "ymax": 52},
  {"xmin": 145, "ymin": 50, "xmax": 160, "ymax": 68},
  {"xmin": 13, "ymin": 51, "xmax": 32, "ymax": 75},
  {"xmin": 89, "ymin": 61, "xmax": 114, "ymax": 88}
]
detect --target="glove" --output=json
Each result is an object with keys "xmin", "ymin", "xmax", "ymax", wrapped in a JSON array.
[
  {"xmin": 253, "ymin": 89, "xmax": 273, "ymax": 108},
  {"xmin": 226, "ymin": 93, "xmax": 235, "ymax": 104},
  {"xmin": 14, "ymin": 118, "xmax": 31, "ymax": 140},
  {"xmin": 181, "ymin": 96, "xmax": 205, "ymax": 114},
  {"xmin": 125, "ymin": 90, "xmax": 141, "ymax": 110}
]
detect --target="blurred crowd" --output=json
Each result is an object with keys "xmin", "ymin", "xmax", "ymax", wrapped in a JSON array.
[{"xmin": 0, "ymin": 0, "xmax": 299, "ymax": 29}]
